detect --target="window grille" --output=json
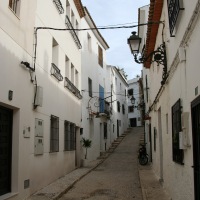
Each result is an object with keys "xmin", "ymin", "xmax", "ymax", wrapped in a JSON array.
[
  {"xmin": 88, "ymin": 78, "xmax": 92, "ymax": 97},
  {"xmin": 122, "ymin": 104, "xmax": 125, "ymax": 114},
  {"xmin": 64, "ymin": 121, "xmax": 76, "ymax": 151},
  {"xmin": 50, "ymin": 115, "xmax": 59, "ymax": 152},
  {"xmin": 9, "ymin": 0, "xmax": 20, "ymax": 16},
  {"xmin": 51, "ymin": 63, "xmax": 63, "ymax": 81},
  {"xmin": 128, "ymin": 106, "xmax": 134, "ymax": 113},
  {"xmin": 167, "ymin": 0, "xmax": 184, "ymax": 36},
  {"xmin": 53, "ymin": 0, "xmax": 64, "ymax": 14},
  {"xmin": 65, "ymin": 15, "xmax": 82, "ymax": 49},
  {"xmin": 98, "ymin": 46, "xmax": 103, "ymax": 67},
  {"xmin": 172, "ymin": 99, "xmax": 184, "ymax": 164},
  {"xmin": 104, "ymin": 123, "xmax": 107, "ymax": 139},
  {"xmin": 64, "ymin": 77, "xmax": 82, "ymax": 99},
  {"xmin": 128, "ymin": 89, "xmax": 133, "ymax": 96},
  {"xmin": 117, "ymin": 101, "xmax": 120, "ymax": 112}
]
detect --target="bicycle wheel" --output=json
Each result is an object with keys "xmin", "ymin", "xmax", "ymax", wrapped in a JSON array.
[{"xmin": 139, "ymin": 155, "xmax": 148, "ymax": 165}]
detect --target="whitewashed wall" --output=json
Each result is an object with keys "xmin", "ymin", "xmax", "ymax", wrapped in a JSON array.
[
  {"xmin": 0, "ymin": 0, "xmax": 82, "ymax": 199},
  {"xmin": 147, "ymin": 0, "xmax": 200, "ymax": 199}
]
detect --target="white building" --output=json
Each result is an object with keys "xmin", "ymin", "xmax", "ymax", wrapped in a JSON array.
[
  {"xmin": 127, "ymin": 77, "xmax": 142, "ymax": 127},
  {"xmin": 0, "ymin": 0, "xmax": 84, "ymax": 199},
  {"xmin": 108, "ymin": 66, "xmax": 129, "ymax": 138},
  {"xmin": 80, "ymin": 10, "xmax": 129, "ymax": 161},
  {"xmin": 80, "ymin": 7, "xmax": 111, "ymax": 161},
  {"xmin": 135, "ymin": 0, "xmax": 200, "ymax": 199}
]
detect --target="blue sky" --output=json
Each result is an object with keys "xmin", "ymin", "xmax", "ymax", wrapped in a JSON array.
[{"xmin": 81, "ymin": 0, "xmax": 150, "ymax": 80}]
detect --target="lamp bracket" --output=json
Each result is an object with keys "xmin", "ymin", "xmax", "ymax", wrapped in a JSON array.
[{"xmin": 134, "ymin": 42, "xmax": 168, "ymax": 85}]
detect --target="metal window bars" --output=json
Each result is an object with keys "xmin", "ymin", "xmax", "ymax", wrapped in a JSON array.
[
  {"xmin": 64, "ymin": 77, "xmax": 82, "ymax": 99},
  {"xmin": 53, "ymin": 0, "xmax": 64, "ymax": 14},
  {"xmin": 65, "ymin": 15, "xmax": 82, "ymax": 49},
  {"xmin": 51, "ymin": 63, "xmax": 63, "ymax": 81}
]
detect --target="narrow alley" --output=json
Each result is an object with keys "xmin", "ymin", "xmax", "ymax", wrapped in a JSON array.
[{"xmin": 58, "ymin": 127, "xmax": 144, "ymax": 200}]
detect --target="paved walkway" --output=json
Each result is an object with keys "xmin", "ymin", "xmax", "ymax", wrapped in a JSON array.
[{"xmin": 28, "ymin": 127, "xmax": 170, "ymax": 200}]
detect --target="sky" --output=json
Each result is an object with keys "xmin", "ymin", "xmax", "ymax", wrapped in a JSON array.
[{"xmin": 81, "ymin": 0, "xmax": 150, "ymax": 80}]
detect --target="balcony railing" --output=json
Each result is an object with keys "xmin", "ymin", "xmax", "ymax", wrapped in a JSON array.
[
  {"xmin": 53, "ymin": 0, "xmax": 64, "ymax": 14},
  {"xmin": 65, "ymin": 15, "xmax": 82, "ymax": 49},
  {"xmin": 51, "ymin": 63, "xmax": 63, "ymax": 81},
  {"xmin": 64, "ymin": 77, "xmax": 82, "ymax": 99},
  {"xmin": 99, "ymin": 100, "xmax": 110, "ymax": 117}
]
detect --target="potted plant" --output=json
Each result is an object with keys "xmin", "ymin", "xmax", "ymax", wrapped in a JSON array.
[{"xmin": 81, "ymin": 137, "xmax": 92, "ymax": 166}]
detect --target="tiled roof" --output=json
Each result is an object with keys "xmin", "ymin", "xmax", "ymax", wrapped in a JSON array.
[
  {"xmin": 74, "ymin": 0, "xmax": 85, "ymax": 18},
  {"xmin": 144, "ymin": 0, "xmax": 164, "ymax": 68}
]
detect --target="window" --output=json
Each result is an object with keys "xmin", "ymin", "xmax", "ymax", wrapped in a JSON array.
[
  {"xmin": 122, "ymin": 104, "xmax": 125, "ymax": 114},
  {"xmin": 128, "ymin": 106, "xmax": 134, "ymax": 113},
  {"xmin": 87, "ymin": 33, "xmax": 92, "ymax": 52},
  {"xmin": 71, "ymin": 63, "xmax": 74, "ymax": 84},
  {"xmin": 128, "ymin": 89, "xmax": 133, "ymax": 96},
  {"xmin": 99, "ymin": 85, "xmax": 104, "ymax": 113},
  {"xmin": 172, "ymin": 99, "xmax": 184, "ymax": 164},
  {"xmin": 66, "ymin": 0, "xmax": 70, "ymax": 17},
  {"xmin": 145, "ymin": 75, "xmax": 148, "ymax": 102},
  {"xmin": 104, "ymin": 123, "xmax": 107, "ymax": 139},
  {"xmin": 65, "ymin": 55, "xmax": 70, "ymax": 78},
  {"xmin": 88, "ymin": 78, "xmax": 92, "ymax": 97},
  {"xmin": 167, "ymin": 0, "xmax": 184, "ymax": 36},
  {"xmin": 50, "ymin": 115, "xmax": 59, "ymax": 152},
  {"xmin": 75, "ymin": 70, "xmax": 79, "ymax": 88},
  {"xmin": 9, "ymin": 0, "xmax": 21, "ymax": 16},
  {"xmin": 166, "ymin": 113, "xmax": 168, "ymax": 134},
  {"xmin": 52, "ymin": 38, "xmax": 59, "ymax": 65},
  {"xmin": 64, "ymin": 121, "xmax": 76, "ymax": 151},
  {"xmin": 117, "ymin": 101, "xmax": 120, "ymax": 112},
  {"xmin": 154, "ymin": 127, "xmax": 156, "ymax": 151},
  {"xmin": 98, "ymin": 45, "xmax": 103, "ymax": 67}
]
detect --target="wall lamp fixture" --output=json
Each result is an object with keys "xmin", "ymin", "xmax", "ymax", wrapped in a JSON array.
[
  {"xmin": 127, "ymin": 27, "xmax": 168, "ymax": 85},
  {"xmin": 130, "ymin": 96, "xmax": 136, "ymax": 105}
]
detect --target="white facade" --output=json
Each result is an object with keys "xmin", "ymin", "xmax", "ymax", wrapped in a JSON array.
[
  {"xmin": 80, "ymin": 9, "xmax": 128, "ymax": 162},
  {"xmin": 109, "ymin": 66, "xmax": 129, "ymax": 139},
  {"xmin": 127, "ymin": 78, "xmax": 142, "ymax": 127},
  {"xmin": 0, "ymin": 0, "xmax": 84, "ymax": 199},
  {"xmin": 80, "ymin": 7, "xmax": 111, "ymax": 161},
  {"xmin": 137, "ymin": 0, "xmax": 200, "ymax": 199}
]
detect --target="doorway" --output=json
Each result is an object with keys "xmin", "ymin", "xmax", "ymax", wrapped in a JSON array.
[
  {"xmin": 0, "ymin": 106, "xmax": 13, "ymax": 196},
  {"xmin": 191, "ymin": 95, "xmax": 200, "ymax": 200},
  {"xmin": 130, "ymin": 118, "xmax": 137, "ymax": 127}
]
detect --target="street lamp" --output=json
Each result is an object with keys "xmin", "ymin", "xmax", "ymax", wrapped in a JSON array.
[
  {"xmin": 127, "ymin": 30, "xmax": 168, "ymax": 85},
  {"xmin": 127, "ymin": 31, "xmax": 141, "ymax": 54},
  {"xmin": 130, "ymin": 96, "xmax": 136, "ymax": 105}
]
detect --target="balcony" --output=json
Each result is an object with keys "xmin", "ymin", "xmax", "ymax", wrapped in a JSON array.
[
  {"xmin": 98, "ymin": 100, "xmax": 110, "ymax": 118},
  {"xmin": 64, "ymin": 77, "xmax": 82, "ymax": 99},
  {"xmin": 53, "ymin": 0, "xmax": 64, "ymax": 14},
  {"xmin": 65, "ymin": 15, "xmax": 82, "ymax": 49},
  {"xmin": 51, "ymin": 63, "xmax": 63, "ymax": 81}
]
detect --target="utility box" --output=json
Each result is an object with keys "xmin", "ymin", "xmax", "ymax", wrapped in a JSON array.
[
  {"xmin": 34, "ymin": 138, "xmax": 44, "ymax": 155},
  {"xmin": 34, "ymin": 118, "xmax": 44, "ymax": 155},
  {"xmin": 35, "ymin": 118, "xmax": 44, "ymax": 137}
]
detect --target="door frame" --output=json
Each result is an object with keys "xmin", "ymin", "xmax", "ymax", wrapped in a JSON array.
[{"xmin": 0, "ymin": 106, "xmax": 13, "ymax": 196}]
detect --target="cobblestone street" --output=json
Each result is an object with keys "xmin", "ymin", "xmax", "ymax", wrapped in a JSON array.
[{"xmin": 59, "ymin": 127, "xmax": 144, "ymax": 200}]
